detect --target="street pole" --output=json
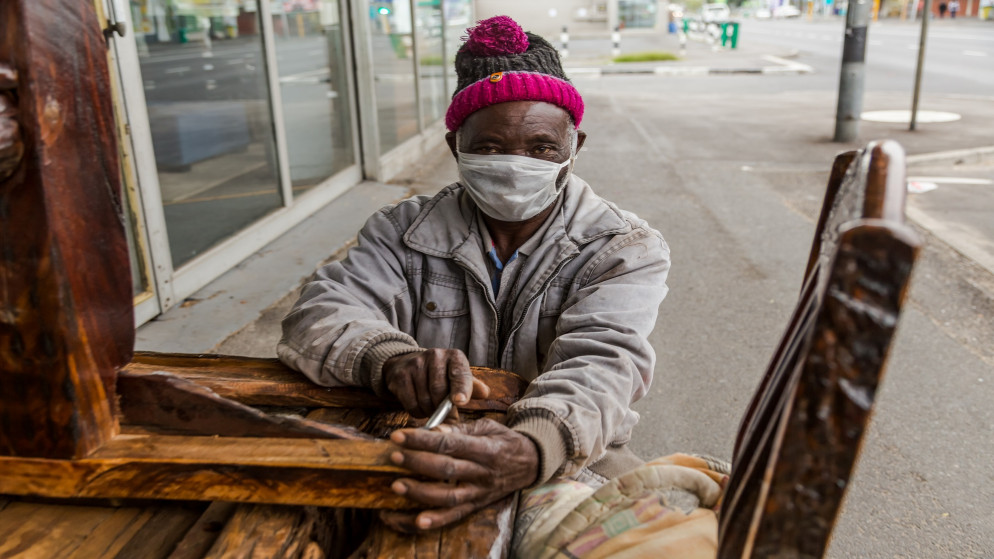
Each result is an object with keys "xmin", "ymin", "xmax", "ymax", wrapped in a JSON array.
[
  {"xmin": 910, "ymin": 0, "xmax": 933, "ymax": 130},
  {"xmin": 833, "ymin": 0, "xmax": 872, "ymax": 142}
]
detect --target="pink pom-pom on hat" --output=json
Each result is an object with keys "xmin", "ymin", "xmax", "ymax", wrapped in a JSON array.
[{"xmin": 463, "ymin": 16, "xmax": 530, "ymax": 56}]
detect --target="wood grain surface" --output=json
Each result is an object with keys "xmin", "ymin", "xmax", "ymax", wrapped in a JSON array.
[
  {"xmin": 127, "ymin": 352, "xmax": 528, "ymax": 412},
  {"xmin": 0, "ymin": 0, "xmax": 131, "ymax": 459}
]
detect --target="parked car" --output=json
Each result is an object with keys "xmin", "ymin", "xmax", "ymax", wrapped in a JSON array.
[
  {"xmin": 755, "ymin": 7, "xmax": 773, "ymax": 18},
  {"xmin": 701, "ymin": 3, "xmax": 732, "ymax": 22},
  {"xmin": 774, "ymin": 4, "xmax": 802, "ymax": 17}
]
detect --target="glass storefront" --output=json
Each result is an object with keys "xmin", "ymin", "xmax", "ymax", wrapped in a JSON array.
[
  {"xmin": 272, "ymin": 0, "xmax": 356, "ymax": 190},
  {"xmin": 443, "ymin": 0, "xmax": 472, "ymax": 96},
  {"xmin": 113, "ymin": 0, "xmax": 474, "ymax": 324},
  {"xmin": 132, "ymin": 0, "xmax": 283, "ymax": 269},
  {"xmin": 416, "ymin": 0, "xmax": 446, "ymax": 125},
  {"xmin": 368, "ymin": 1, "xmax": 418, "ymax": 152}
]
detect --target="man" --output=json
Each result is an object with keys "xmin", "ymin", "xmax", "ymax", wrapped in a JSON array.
[{"xmin": 278, "ymin": 15, "xmax": 670, "ymax": 533}]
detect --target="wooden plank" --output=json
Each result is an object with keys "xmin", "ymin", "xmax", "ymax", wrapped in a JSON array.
[
  {"xmin": 0, "ymin": 0, "xmax": 128, "ymax": 459},
  {"xmin": 118, "ymin": 370, "xmax": 372, "ymax": 440},
  {"xmin": 203, "ymin": 505, "xmax": 331, "ymax": 559},
  {"xmin": 0, "ymin": 434, "xmax": 420, "ymax": 508},
  {"xmin": 111, "ymin": 505, "xmax": 204, "ymax": 559},
  {"xmin": 65, "ymin": 507, "xmax": 155, "ymax": 559},
  {"xmin": 353, "ymin": 494, "xmax": 516, "ymax": 559},
  {"xmin": 127, "ymin": 353, "xmax": 527, "ymax": 412},
  {"xmin": 167, "ymin": 502, "xmax": 238, "ymax": 559},
  {"xmin": 307, "ymin": 408, "xmax": 412, "ymax": 439},
  {"xmin": 0, "ymin": 502, "xmax": 113, "ymax": 558}
]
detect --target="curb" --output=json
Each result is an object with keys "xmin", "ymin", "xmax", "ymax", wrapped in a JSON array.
[
  {"xmin": 907, "ymin": 145, "xmax": 994, "ymax": 167},
  {"xmin": 565, "ymin": 54, "xmax": 813, "ymax": 78}
]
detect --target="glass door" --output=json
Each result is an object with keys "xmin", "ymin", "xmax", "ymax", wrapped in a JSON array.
[{"xmin": 131, "ymin": 0, "xmax": 285, "ymax": 269}]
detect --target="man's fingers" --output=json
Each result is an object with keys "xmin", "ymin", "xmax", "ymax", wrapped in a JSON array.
[
  {"xmin": 410, "ymin": 366, "xmax": 434, "ymax": 418},
  {"xmin": 391, "ymin": 478, "xmax": 481, "ymax": 508},
  {"xmin": 446, "ymin": 350, "xmax": 473, "ymax": 406},
  {"xmin": 392, "ymin": 424, "xmax": 505, "ymax": 465},
  {"xmin": 470, "ymin": 377, "xmax": 491, "ymax": 400},
  {"xmin": 391, "ymin": 446, "xmax": 490, "ymax": 482},
  {"xmin": 426, "ymin": 350, "xmax": 449, "ymax": 408},
  {"xmin": 415, "ymin": 503, "xmax": 479, "ymax": 531}
]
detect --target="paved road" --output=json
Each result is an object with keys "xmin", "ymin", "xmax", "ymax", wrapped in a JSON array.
[{"xmin": 744, "ymin": 18, "xmax": 994, "ymax": 95}]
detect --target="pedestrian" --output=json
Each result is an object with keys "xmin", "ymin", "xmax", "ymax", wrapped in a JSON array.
[
  {"xmin": 939, "ymin": 1, "xmax": 948, "ymax": 16},
  {"xmin": 949, "ymin": 0, "xmax": 960, "ymax": 17}
]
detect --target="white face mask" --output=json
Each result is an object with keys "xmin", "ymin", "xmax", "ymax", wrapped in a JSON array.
[{"xmin": 457, "ymin": 153, "xmax": 572, "ymax": 222}]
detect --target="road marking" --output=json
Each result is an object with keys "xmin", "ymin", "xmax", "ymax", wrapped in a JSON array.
[
  {"xmin": 963, "ymin": 50, "xmax": 987, "ymax": 57},
  {"xmin": 908, "ymin": 176, "xmax": 993, "ymax": 185},
  {"xmin": 203, "ymin": 64, "xmax": 214, "ymax": 71},
  {"xmin": 869, "ymin": 40, "xmax": 883, "ymax": 46},
  {"xmin": 165, "ymin": 66, "xmax": 191, "ymax": 74}
]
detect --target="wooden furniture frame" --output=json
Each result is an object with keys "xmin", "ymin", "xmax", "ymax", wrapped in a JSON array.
[
  {"xmin": 1, "ymin": 2, "xmax": 920, "ymax": 557},
  {"xmin": 718, "ymin": 141, "xmax": 921, "ymax": 558}
]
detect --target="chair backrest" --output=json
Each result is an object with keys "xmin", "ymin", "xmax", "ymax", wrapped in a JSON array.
[{"xmin": 717, "ymin": 141, "xmax": 921, "ymax": 559}]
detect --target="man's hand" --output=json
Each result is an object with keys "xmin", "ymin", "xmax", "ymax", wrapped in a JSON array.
[
  {"xmin": 382, "ymin": 349, "xmax": 489, "ymax": 418},
  {"xmin": 380, "ymin": 419, "xmax": 540, "ymax": 532}
]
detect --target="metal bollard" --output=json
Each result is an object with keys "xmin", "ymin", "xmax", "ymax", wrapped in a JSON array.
[
  {"xmin": 560, "ymin": 25, "xmax": 569, "ymax": 58},
  {"xmin": 611, "ymin": 26, "xmax": 620, "ymax": 57}
]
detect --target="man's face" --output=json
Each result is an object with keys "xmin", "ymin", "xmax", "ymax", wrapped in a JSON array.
[{"xmin": 446, "ymin": 101, "xmax": 586, "ymax": 187}]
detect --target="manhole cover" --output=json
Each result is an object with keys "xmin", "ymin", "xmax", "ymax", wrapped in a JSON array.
[{"xmin": 861, "ymin": 110, "xmax": 961, "ymax": 123}]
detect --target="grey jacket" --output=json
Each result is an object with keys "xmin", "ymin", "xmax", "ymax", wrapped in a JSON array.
[{"xmin": 278, "ymin": 176, "xmax": 670, "ymax": 485}]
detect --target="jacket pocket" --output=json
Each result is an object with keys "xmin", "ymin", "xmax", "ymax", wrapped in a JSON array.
[
  {"xmin": 415, "ymin": 280, "xmax": 470, "ymax": 350},
  {"xmin": 536, "ymin": 277, "xmax": 573, "ymax": 368}
]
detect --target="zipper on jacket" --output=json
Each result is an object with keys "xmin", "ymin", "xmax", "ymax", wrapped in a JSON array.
[
  {"xmin": 497, "ymin": 253, "xmax": 577, "ymax": 364},
  {"xmin": 453, "ymin": 256, "xmax": 503, "ymax": 366}
]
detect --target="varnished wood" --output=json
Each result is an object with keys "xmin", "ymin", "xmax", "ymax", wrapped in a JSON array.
[
  {"xmin": 0, "ymin": 435, "xmax": 423, "ymax": 509},
  {"xmin": 118, "ymin": 370, "xmax": 372, "ymax": 440},
  {"xmin": 128, "ymin": 352, "xmax": 528, "ymax": 412},
  {"xmin": 718, "ymin": 141, "xmax": 920, "ymax": 559},
  {"xmin": 167, "ymin": 502, "xmax": 238, "ymax": 559},
  {"xmin": 203, "ymin": 505, "xmax": 331, "ymax": 559},
  {"xmin": 0, "ymin": 0, "xmax": 131, "ymax": 459}
]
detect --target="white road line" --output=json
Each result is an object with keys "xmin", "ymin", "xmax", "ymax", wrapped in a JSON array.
[
  {"xmin": 165, "ymin": 66, "xmax": 191, "ymax": 74},
  {"xmin": 963, "ymin": 50, "xmax": 987, "ymax": 57}
]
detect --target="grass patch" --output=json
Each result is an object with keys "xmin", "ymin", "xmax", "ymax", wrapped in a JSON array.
[
  {"xmin": 420, "ymin": 55, "xmax": 444, "ymax": 66},
  {"xmin": 613, "ymin": 51, "xmax": 680, "ymax": 63}
]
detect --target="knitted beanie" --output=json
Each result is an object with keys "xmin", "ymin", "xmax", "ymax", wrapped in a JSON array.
[{"xmin": 445, "ymin": 15, "xmax": 584, "ymax": 132}]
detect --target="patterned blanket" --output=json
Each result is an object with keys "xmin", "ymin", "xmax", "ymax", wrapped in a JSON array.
[{"xmin": 512, "ymin": 454, "xmax": 730, "ymax": 559}]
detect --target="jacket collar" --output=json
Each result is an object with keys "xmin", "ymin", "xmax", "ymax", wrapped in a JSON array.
[{"xmin": 402, "ymin": 175, "xmax": 631, "ymax": 260}]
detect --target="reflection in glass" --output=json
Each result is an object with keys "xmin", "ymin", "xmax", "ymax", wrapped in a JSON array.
[
  {"xmin": 369, "ymin": 1, "xmax": 418, "ymax": 151},
  {"xmin": 416, "ymin": 0, "xmax": 445, "ymax": 125},
  {"xmin": 132, "ymin": 0, "xmax": 282, "ymax": 269},
  {"xmin": 443, "ymin": 0, "xmax": 473, "ymax": 97},
  {"xmin": 273, "ymin": 1, "xmax": 355, "ymax": 190}
]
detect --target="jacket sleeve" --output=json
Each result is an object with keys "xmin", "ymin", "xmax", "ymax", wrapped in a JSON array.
[
  {"xmin": 277, "ymin": 206, "xmax": 422, "ymax": 394},
  {"xmin": 509, "ymin": 225, "xmax": 670, "ymax": 484}
]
